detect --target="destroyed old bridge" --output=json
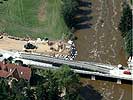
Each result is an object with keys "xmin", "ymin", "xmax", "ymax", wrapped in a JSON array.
[{"xmin": 20, "ymin": 53, "xmax": 133, "ymax": 82}]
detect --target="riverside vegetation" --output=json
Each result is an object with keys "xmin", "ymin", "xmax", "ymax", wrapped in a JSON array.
[{"xmin": 119, "ymin": 3, "xmax": 132, "ymax": 57}]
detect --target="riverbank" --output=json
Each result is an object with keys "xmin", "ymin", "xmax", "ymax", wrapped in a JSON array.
[
  {"xmin": 74, "ymin": 0, "xmax": 127, "ymax": 66},
  {"xmin": 74, "ymin": 0, "xmax": 132, "ymax": 100},
  {"xmin": 80, "ymin": 78, "xmax": 132, "ymax": 100}
]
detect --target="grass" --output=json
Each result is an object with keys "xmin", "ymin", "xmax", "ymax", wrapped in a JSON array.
[{"xmin": 0, "ymin": 0, "xmax": 69, "ymax": 39}]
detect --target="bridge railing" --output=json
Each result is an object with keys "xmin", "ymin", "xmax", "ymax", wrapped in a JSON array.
[{"xmin": 20, "ymin": 53, "xmax": 114, "ymax": 74}]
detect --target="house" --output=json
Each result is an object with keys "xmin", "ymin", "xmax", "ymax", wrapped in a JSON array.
[{"xmin": 0, "ymin": 62, "xmax": 31, "ymax": 80}]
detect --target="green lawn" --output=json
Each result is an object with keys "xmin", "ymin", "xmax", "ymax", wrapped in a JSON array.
[{"xmin": 0, "ymin": 0, "xmax": 69, "ymax": 39}]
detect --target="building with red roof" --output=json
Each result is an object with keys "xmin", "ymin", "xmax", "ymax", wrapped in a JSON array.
[{"xmin": 0, "ymin": 62, "xmax": 31, "ymax": 80}]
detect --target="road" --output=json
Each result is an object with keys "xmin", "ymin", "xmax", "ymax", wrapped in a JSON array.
[
  {"xmin": 0, "ymin": 50, "xmax": 132, "ymax": 81},
  {"xmin": 20, "ymin": 53, "xmax": 115, "ymax": 74}
]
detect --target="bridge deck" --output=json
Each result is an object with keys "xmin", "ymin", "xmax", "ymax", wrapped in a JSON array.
[
  {"xmin": 0, "ymin": 50, "xmax": 132, "ymax": 81},
  {"xmin": 20, "ymin": 53, "xmax": 115, "ymax": 74}
]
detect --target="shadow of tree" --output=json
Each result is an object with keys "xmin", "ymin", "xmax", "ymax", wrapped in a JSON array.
[
  {"xmin": 73, "ymin": 0, "xmax": 93, "ymax": 30},
  {"xmin": 80, "ymin": 85, "xmax": 103, "ymax": 100},
  {"xmin": 78, "ymin": 0, "xmax": 92, "ymax": 8},
  {"xmin": 75, "ymin": 16, "xmax": 93, "ymax": 24},
  {"xmin": 75, "ymin": 23, "xmax": 92, "ymax": 29},
  {"xmin": 76, "ymin": 9, "xmax": 92, "ymax": 16}
]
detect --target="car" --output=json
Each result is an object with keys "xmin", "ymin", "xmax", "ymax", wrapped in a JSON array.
[
  {"xmin": 24, "ymin": 43, "xmax": 37, "ymax": 49},
  {"xmin": 123, "ymin": 70, "xmax": 131, "ymax": 75}
]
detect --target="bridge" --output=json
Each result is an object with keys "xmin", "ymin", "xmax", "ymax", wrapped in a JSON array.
[
  {"xmin": 19, "ymin": 53, "xmax": 133, "ymax": 82},
  {"xmin": 20, "ymin": 53, "xmax": 115, "ymax": 74},
  {"xmin": 0, "ymin": 50, "xmax": 132, "ymax": 83}
]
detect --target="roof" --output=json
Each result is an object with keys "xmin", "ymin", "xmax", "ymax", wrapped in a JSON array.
[
  {"xmin": 0, "ymin": 62, "xmax": 31, "ymax": 80},
  {"xmin": 17, "ymin": 66, "xmax": 31, "ymax": 80},
  {"xmin": 0, "ymin": 70, "xmax": 10, "ymax": 78}
]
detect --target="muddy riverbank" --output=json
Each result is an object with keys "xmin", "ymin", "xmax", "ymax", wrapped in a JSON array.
[
  {"xmin": 80, "ymin": 78, "xmax": 132, "ymax": 100},
  {"xmin": 74, "ymin": 0, "xmax": 127, "ymax": 66},
  {"xmin": 74, "ymin": 0, "xmax": 132, "ymax": 100}
]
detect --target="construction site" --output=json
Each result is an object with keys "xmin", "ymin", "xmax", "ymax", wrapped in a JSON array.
[{"xmin": 0, "ymin": 35, "xmax": 77, "ymax": 60}]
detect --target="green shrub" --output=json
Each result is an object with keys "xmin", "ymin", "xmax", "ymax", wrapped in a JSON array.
[{"xmin": 119, "ymin": 4, "xmax": 132, "ymax": 37}]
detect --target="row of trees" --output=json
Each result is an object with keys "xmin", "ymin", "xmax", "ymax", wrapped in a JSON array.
[
  {"xmin": 118, "ymin": 4, "xmax": 132, "ymax": 56},
  {"xmin": 0, "ymin": 65, "xmax": 83, "ymax": 100},
  {"xmin": 61, "ymin": 0, "xmax": 79, "ymax": 29},
  {"xmin": 61, "ymin": 0, "xmax": 80, "ymax": 40}
]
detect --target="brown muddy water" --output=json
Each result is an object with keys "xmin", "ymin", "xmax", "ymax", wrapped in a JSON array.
[
  {"xmin": 74, "ymin": 0, "xmax": 132, "ymax": 100},
  {"xmin": 80, "ymin": 78, "xmax": 132, "ymax": 100}
]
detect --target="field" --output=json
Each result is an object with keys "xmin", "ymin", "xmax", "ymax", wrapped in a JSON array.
[{"xmin": 0, "ymin": 0, "xmax": 69, "ymax": 39}]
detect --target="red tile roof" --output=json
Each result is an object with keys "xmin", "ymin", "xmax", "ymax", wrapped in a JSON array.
[
  {"xmin": 0, "ymin": 62, "xmax": 31, "ymax": 80},
  {"xmin": 0, "ymin": 70, "xmax": 10, "ymax": 78},
  {"xmin": 17, "ymin": 66, "xmax": 31, "ymax": 80}
]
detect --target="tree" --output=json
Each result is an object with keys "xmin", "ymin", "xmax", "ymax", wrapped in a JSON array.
[
  {"xmin": 35, "ymin": 66, "xmax": 83, "ymax": 100},
  {"xmin": 130, "ymin": 0, "xmax": 132, "ymax": 4},
  {"xmin": 11, "ymin": 79, "xmax": 35, "ymax": 100},
  {"xmin": 119, "ymin": 4, "xmax": 132, "ymax": 37},
  {"xmin": 23, "ymin": 85, "xmax": 36, "ymax": 100},
  {"xmin": 61, "ymin": 0, "xmax": 79, "ymax": 29},
  {"xmin": 0, "ymin": 66, "xmax": 83, "ymax": 100},
  {"xmin": 118, "ymin": 4, "xmax": 132, "ymax": 56},
  {"xmin": 54, "ymin": 65, "xmax": 82, "ymax": 100},
  {"xmin": 36, "ymin": 69, "xmax": 60, "ymax": 100},
  {"xmin": 125, "ymin": 29, "xmax": 133, "ymax": 56},
  {"xmin": 0, "ymin": 78, "xmax": 9, "ymax": 100}
]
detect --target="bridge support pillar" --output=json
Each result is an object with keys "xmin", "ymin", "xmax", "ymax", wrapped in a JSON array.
[
  {"xmin": 91, "ymin": 75, "xmax": 95, "ymax": 80},
  {"xmin": 117, "ymin": 79, "xmax": 121, "ymax": 84}
]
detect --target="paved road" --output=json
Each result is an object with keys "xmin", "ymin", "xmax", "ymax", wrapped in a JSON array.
[
  {"xmin": 20, "ymin": 53, "xmax": 115, "ymax": 74},
  {"xmin": 0, "ymin": 50, "xmax": 132, "ymax": 81},
  {"xmin": 20, "ymin": 53, "xmax": 132, "ymax": 81}
]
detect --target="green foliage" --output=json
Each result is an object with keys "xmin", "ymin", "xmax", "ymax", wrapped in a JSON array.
[
  {"xmin": 61, "ymin": 0, "xmax": 79, "ymax": 29},
  {"xmin": 125, "ymin": 30, "xmax": 133, "ymax": 56},
  {"xmin": 36, "ymin": 69, "xmax": 60, "ymax": 100},
  {"xmin": 0, "ymin": 78, "xmax": 9, "ymax": 100},
  {"xmin": 0, "ymin": 78, "xmax": 29, "ymax": 100},
  {"xmin": 11, "ymin": 79, "xmax": 31, "ymax": 100},
  {"xmin": 119, "ymin": 4, "xmax": 132, "ymax": 37},
  {"xmin": 33, "ymin": 65, "xmax": 82, "ymax": 100},
  {"xmin": 0, "ymin": 66, "xmax": 82, "ymax": 100},
  {"xmin": 130, "ymin": 0, "xmax": 133, "ymax": 4},
  {"xmin": 118, "ymin": 4, "xmax": 132, "ymax": 56},
  {"xmin": 55, "ymin": 65, "xmax": 80, "ymax": 90}
]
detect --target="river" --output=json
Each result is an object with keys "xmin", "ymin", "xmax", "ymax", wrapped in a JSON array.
[{"xmin": 74, "ymin": 0, "xmax": 132, "ymax": 100}]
